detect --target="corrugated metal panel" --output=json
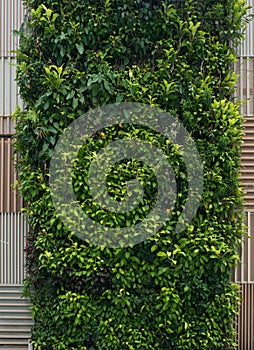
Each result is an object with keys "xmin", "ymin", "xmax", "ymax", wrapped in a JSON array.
[
  {"xmin": 236, "ymin": 5, "xmax": 254, "ymax": 346},
  {"xmin": 0, "ymin": 0, "xmax": 24, "ymax": 114},
  {"xmin": 233, "ymin": 212, "xmax": 254, "ymax": 350},
  {"xmin": 0, "ymin": 213, "xmax": 27, "ymax": 285},
  {"xmin": 236, "ymin": 1, "xmax": 254, "ymax": 211},
  {"xmin": 0, "ymin": 285, "xmax": 33, "ymax": 349},
  {"xmin": 237, "ymin": 0, "xmax": 254, "ymax": 58},
  {"xmin": 236, "ymin": 284, "xmax": 254, "ymax": 350},
  {"xmin": 241, "ymin": 117, "xmax": 254, "ymax": 210},
  {"xmin": 0, "ymin": 0, "xmax": 24, "ymax": 214},
  {"xmin": 0, "ymin": 117, "xmax": 23, "ymax": 213},
  {"xmin": 235, "ymin": 58, "xmax": 254, "ymax": 117},
  {"xmin": 234, "ymin": 212, "xmax": 254, "ymax": 284},
  {"xmin": 0, "ymin": 57, "xmax": 22, "ymax": 116},
  {"xmin": 0, "ymin": 0, "xmax": 25, "ymax": 57}
]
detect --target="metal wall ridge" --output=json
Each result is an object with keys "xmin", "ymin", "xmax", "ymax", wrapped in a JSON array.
[
  {"xmin": 234, "ymin": 212, "xmax": 254, "ymax": 284},
  {"xmin": 0, "ymin": 0, "xmax": 25, "ymax": 56},
  {"xmin": 0, "ymin": 117, "xmax": 23, "ymax": 212},
  {"xmin": 0, "ymin": 212, "xmax": 27, "ymax": 285},
  {"xmin": 234, "ymin": 211, "xmax": 254, "ymax": 350},
  {"xmin": 236, "ymin": 283, "xmax": 254, "ymax": 350}
]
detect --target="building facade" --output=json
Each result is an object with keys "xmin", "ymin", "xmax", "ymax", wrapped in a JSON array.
[
  {"xmin": 0, "ymin": 0, "xmax": 254, "ymax": 348},
  {"xmin": 233, "ymin": 1, "xmax": 254, "ymax": 349},
  {"xmin": 0, "ymin": 1, "xmax": 32, "ymax": 348}
]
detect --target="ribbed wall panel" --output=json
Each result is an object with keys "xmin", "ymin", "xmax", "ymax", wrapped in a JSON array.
[
  {"xmin": 236, "ymin": 284, "xmax": 254, "ymax": 350},
  {"xmin": 234, "ymin": 212, "xmax": 254, "ymax": 283},
  {"xmin": 0, "ymin": 0, "xmax": 25, "ymax": 57},
  {"xmin": 0, "ymin": 116, "xmax": 23, "ymax": 213},
  {"xmin": 236, "ymin": 1, "xmax": 254, "ymax": 211},
  {"xmin": 233, "ymin": 212, "xmax": 254, "ymax": 350},
  {"xmin": 0, "ymin": 0, "xmax": 24, "ymax": 115},
  {"xmin": 0, "ymin": 57, "xmax": 23, "ymax": 116},
  {"xmin": 235, "ymin": 58, "xmax": 254, "ymax": 117},
  {"xmin": 0, "ymin": 285, "xmax": 33, "ymax": 349},
  {"xmin": 236, "ymin": 3, "xmax": 254, "ymax": 347},
  {"xmin": 0, "ymin": 0, "xmax": 24, "ymax": 213},
  {"xmin": 237, "ymin": 0, "xmax": 254, "ymax": 58},
  {"xmin": 0, "ymin": 213, "xmax": 27, "ymax": 285},
  {"xmin": 241, "ymin": 117, "xmax": 254, "ymax": 210}
]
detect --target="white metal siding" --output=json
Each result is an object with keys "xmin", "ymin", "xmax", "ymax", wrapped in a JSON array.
[
  {"xmin": 0, "ymin": 57, "xmax": 22, "ymax": 117},
  {"xmin": 236, "ymin": 283, "xmax": 254, "ymax": 350},
  {"xmin": 0, "ymin": 0, "xmax": 24, "ymax": 57},
  {"xmin": 0, "ymin": 213, "xmax": 27, "ymax": 285},
  {"xmin": 0, "ymin": 0, "xmax": 26, "ymax": 289},
  {"xmin": 0, "ymin": 0, "xmax": 24, "ymax": 116},
  {"xmin": 233, "ymin": 211, "xmax": 254, "ymax": 349},
  {"xmin": 0, "ymin": 116, "xmax": 23, "ymax": 213},
  {"xmin": 0, "ymin": 0, "xmax": 24, "ymax": 213},
  {"xmin": 234, "ymin": 213, "xmax": 254, "ymax": 284},
  {"xmin": 235, "ymin": 3, "xmax": 254, "ymax": 348},
  {"xmin": 236, "ymin": 1, "xmax": 254, "ymax": 211}
]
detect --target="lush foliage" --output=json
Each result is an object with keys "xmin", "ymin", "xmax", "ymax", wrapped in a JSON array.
[{"xmin": 15, "ymin": 0, "xmax": 248, "ymax": 349}]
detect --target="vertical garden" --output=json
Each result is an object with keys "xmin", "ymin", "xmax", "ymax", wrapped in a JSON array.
[{"xmin": 15, "ymin": 0, "xmax": 248, "ymax": 349}]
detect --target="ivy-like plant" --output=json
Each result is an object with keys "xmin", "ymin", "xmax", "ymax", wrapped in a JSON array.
[{"xmin": 14, "ymin": 0, "xmax": 248, "ymax": 349}]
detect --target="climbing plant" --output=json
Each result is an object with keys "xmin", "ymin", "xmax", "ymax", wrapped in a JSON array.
[{"xmin": 14, "ymin": 0, "xmax": 248, "ymax": 349}]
